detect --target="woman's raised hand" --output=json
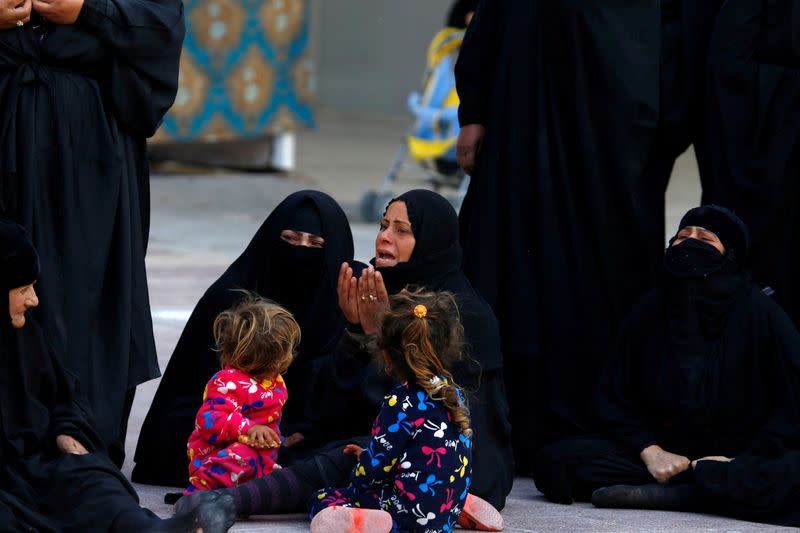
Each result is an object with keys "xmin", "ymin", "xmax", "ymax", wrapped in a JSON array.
[
  {"xmin": 32, "ymin": 0, "xmax": 83, "ymax": 24},
  {"xmin": 0, "ymin": 0, "xmax": 31, "ymax": 30},
  {"xmin": 338, "ymin": 262, "xmax": 360, "ymax": 325},
  {"xmin": 357, "ymin": 267, "xmax": 389, "ymax": 335}
]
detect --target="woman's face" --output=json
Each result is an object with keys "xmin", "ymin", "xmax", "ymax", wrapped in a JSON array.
[
  {"xmin": 375, "ymin": 201, "xmax": 416, "ymax": 268},
  {"xmin": 9, "ymin": 283, "xmax": 38, "ymax": 329},
  {"xmin": 671, "ymin": 226, "xmax": 725, "ymax": 254},
  {"xmin": 280, "ymin": 230, "xmax": 325, "ymax": 248}
]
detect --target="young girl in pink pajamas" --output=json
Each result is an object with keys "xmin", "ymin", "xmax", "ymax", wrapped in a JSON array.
[{"xmin": 185, "ymin": 295, "xmax": 300, "ymax": 494}]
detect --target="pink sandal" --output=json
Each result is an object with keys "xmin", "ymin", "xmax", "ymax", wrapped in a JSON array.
[{"xmin": 458, "ymin": 493, "xmax": 505, "ymax": 531}]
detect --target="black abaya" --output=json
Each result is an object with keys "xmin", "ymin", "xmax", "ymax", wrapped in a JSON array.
[
  {"xmin": 455, "ymin": 0, "xmax": 724, "ymax": 463},
  {"xmin": 534, "ymin": 283, "xmax": 800, "ymax": 526},
  {"xmin": 698, "ymin": 0, "xmax": 800, "ymax": 327},
  {"xmin": 0, "ymin": 316, "xmax": 148, "ymax": 533},
  {"xmin": 0, "ymin": 0, "xmax": 185, "ymax": 460},
  {"xmin": 132, "ymin": 191, "xmax": 355, "ymax": 487}
]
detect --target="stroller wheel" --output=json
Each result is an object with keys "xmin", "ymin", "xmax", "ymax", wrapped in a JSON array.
[{"xmin": 359, "ymin": 191, "xmax": 395, "ymax": 223}]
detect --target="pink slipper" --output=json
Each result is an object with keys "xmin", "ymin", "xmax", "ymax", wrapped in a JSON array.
[
  {"xmin": 458, "ymin": 493, "xmax": 505, "ymax": 531},
  {"xmin": 310, "ymin": 506, "xmax": 393, "ymax": 533}
]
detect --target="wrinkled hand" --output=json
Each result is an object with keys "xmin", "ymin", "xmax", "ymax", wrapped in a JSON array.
[
  {"xmin": 343, "ymin": 444, "xmax": 364, "ymax": 460},
  {"xmin": 33, "ymin": 0, "xmax": 82, "ymax": 24},
  {"xmin": 282, "ymin": 432, "xmax": 305, "ymax": 448},
  {"xmin": 0, "ymin": 0, "xmax": 31, "ymax": 30},
  {"xmin": 691, "ymin": 456, "xmax": 733, "ymax": 469},
  {"xmin": 456, "ymin": 123, "xmax": 485, "ymax": 175},
  {"xmin": 640, "ymin": 445, "xmax": 690, "ymax": 484},
  {"xmin": 357, "ymin": 267, "xmax": 389, "ymax": 335},
  {"xmin": 338, "ymin": 262, "xmax": 360, "ymax": 325},
  {"xmin": 245, "ymin": 425, "xmax": 280, "ymax": 449},
  {"xmin": 56, "ymin": 434, "xmax": 89, "ymax": 455}
]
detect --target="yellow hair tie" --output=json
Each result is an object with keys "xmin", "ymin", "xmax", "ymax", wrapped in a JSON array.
[{"xmin": 413, "ymin": 304, "xmax": 428, "ymax": 318}]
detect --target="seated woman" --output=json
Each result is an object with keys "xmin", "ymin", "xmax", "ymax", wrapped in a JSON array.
[
  {"xmin": 132, "ymin": 190, "xmax": 357, "ymax": 486},
  {"xmin": 533, "ymin": 206, "xmax": 800, "ymax": 527},
  {"xmin": 0, "ymin": 221, "xmax": 236, "ymax": 533},
  {"xmin": 175, "ymin": 190, "xmax": 511, "ymax": 530}
]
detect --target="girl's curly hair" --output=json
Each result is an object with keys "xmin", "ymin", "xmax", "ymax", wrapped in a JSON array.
[{"xmin": 214, "ymin": 292, "xmax": 300, "ymax": 379}]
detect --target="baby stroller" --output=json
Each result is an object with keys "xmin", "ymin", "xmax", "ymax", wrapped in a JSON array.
[{"xmin": 359, "ymin": 27, "xmax": 470, "ymax": 222}]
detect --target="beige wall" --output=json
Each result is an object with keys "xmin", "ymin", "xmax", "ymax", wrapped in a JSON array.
[{"xmin": 315, "ymin": 0, "xmax": 454, "ymax": 116}]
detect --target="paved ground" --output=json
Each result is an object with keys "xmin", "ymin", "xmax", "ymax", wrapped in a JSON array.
[{"xmin": 123, "ymin": 110, "xmax": 791, "ymax": 531}]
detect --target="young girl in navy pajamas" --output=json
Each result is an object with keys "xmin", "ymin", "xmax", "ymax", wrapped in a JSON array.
[{"xmin": 309, "ymin": 289, "xmax": 474, "ymax": 533}]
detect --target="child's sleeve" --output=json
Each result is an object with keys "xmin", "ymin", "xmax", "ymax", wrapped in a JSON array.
[
  {"xmin": 194, "ymin": 371, "xmax": 253, "ymax": 444},
  {"xmin": 351, "ymin": 393, "xmax": 414, "ymax": 490},
  {"xmin": 260, "ymin": 376, "xmax": 288, "ymax": 435}
]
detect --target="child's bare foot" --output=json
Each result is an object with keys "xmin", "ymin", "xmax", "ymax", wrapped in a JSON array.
[
  {"xmin": 310, "ymin": 506, "xmax": 393, "ymax": 533},
  {"xmin": 458, "ymin": 493, "xmax": 504, "ymax": 531}
]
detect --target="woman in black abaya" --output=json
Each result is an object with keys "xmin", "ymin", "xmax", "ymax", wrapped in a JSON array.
[
  {"xmin": 533, "ymin": 206, "xmax": 800, "ymax": 527},
  {"xmin": 0, "ymin": 0, "xmax": 185, "ymax": 464},
  {"xmin": 133, "ymin": 190, "xmax": 356, "ymax": 487},
  {"xmin": 0, "ymin": 220, "xmax": 235, "ymax": 533}
]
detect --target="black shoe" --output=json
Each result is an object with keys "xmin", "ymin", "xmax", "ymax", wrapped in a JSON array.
[{"xmin": 591, "ymin": 484, "xmax": 698, "ymax": 511}]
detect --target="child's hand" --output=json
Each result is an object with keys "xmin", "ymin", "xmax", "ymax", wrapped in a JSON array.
[
  {"xmin": 283, "ymin": 432, "xmax": 305, "ymax": 448},
  {"xmin": 343, "ymin": 444, "xmax": 364, "ymax": 459},
  {"xmin": 245, "ymin": 425, "xmax": 280, "ymax": 449}
]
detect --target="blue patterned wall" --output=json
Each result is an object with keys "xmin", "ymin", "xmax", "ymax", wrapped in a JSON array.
[{"xmin": 154, "ymin": 0, "xmax": 315, "ymax": 142}]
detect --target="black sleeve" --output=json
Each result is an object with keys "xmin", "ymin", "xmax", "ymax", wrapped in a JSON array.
[
  {"xmin": 455, "ymin": 0, "xmax": 503, "ymax": 127},
  {"xmin": 747, "ymin": 301, "xmax": 800, "ymax": 454},
  {"xmin": 47, "ymin": 348, "xmax": 105, "ymax": 454},
  {"xmin": 76, "ymin": 0, "xmax": 185, "ymax": 137},
  {"xmin": 303, "ymin": 331, "xmax": 395, "ymax": 441}
]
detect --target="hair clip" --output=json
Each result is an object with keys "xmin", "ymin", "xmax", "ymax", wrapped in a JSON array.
[{"xmin": 413, "ymin": 304, "xmax": 428, "ymax": 318}]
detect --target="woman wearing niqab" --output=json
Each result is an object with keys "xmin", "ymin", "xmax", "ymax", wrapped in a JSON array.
[
  {"xmin": 133, "ymin": 190, "xmax": 355, "ymax": 487},
  {"xmin": 533, "ymin": 206, "xmax": 800, "ymax": 527}
]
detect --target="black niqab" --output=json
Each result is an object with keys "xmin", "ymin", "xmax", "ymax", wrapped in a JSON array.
[{"xmin": 132, "ymin": 191, "xmax": 355, "ymax": 487}]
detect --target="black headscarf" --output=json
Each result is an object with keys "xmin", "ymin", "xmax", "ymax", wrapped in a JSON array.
[
  {"xmin": 373, "ymin": 189, "xmax": 500, "ymax": 371},
  {"xmin": 132, "ymin": 190, "xmax": 355, "ymax": 486},
  {"xmin": 0, "ymin": 220, "xmax": 39, "ymax": 293}
]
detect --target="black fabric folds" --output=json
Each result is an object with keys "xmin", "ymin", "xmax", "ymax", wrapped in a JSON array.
[
  {"xmin": 132, "ymin": 191, "xmax": 355, "ymax": 487},
  {"xmin": 0, "ymin": 310, "xmax": 147, "ymax": 532},
  {"xmin": 0, "ymin": 221, "xmax": 39, "ymax": 292},
  {"xmin": 454, "ymin": 0, "xmax": 726, "ymax": 464},
  {"xmin": 0, "ymin": 0, "xmax": 185, "ymax": 458},
  {"xmin": 698, "ymin": 0, "xmax": 800, "ymax": 327}
]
